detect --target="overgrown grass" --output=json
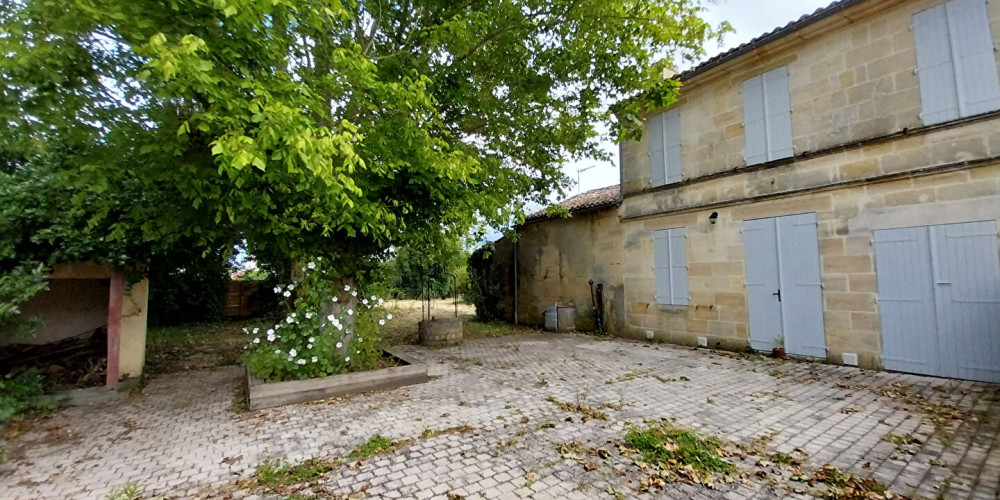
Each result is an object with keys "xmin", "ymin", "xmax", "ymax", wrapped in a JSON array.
[
  {"xmin": 146, "ymin": 319, "xmax": 270, "ymax": 374},
  {"xmin": 346, "ymin": 435, "xmax": 411, "ymax": 459},
  {"xmin": 623, "ymin": 423, "xmax": 734, "ymax": 474},
  {"xmin": 254, "ymin": 458, "xmax": 338, "ymax": 488}
]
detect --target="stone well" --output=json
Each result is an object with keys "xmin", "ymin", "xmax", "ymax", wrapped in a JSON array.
[{"xmin": 418, "ymin": 318, "xmax": 463, "ymax": 347}]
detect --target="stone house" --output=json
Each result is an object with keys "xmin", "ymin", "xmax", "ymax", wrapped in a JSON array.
[
  {"xmin": 509, "ymin": 0, "xmax": 1000, "ymax": 383},
  {"xmin": 490, "ymin": 185, "xmax": 624, "ymax": 334}
]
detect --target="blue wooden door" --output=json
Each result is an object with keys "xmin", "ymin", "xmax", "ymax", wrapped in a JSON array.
[{"xmin": 744, "ymin": 213, "xmax": 826, "ymax": 356}]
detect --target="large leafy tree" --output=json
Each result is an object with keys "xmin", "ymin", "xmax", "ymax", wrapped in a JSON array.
[{"xmin": 1, "ymin": 0, "xmax": 724, "ymax": 276}]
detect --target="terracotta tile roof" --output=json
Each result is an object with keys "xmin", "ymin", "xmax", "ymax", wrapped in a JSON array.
[
  {"xmin": 680, "ymin": 0, "xmax": 867, "ymax": 81},
  {"xmin": 526, "ymin": 185, "xmax": 620, "ymax": 222}
]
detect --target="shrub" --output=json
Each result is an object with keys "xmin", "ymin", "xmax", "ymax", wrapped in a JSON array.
[
  {"xmin": 242, "ymin": 259, "xmax": 392, "ymax": 381},
  {"xmin": 0, "ymin": 370, "xmax": 55, "ymax": 424},
  {"xmin": 0, "ymin": 263, "xmax": 49, "ymax": 340}
]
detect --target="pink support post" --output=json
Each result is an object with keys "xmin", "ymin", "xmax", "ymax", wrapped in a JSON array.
[{"xmin": 106, "ymin": 270, "xmax": 124, "ymax": 389}]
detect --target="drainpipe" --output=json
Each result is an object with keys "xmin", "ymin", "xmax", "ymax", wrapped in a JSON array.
[{"xmin": 513, "ymin": 239, "xmax": 519, "ymax": 325}]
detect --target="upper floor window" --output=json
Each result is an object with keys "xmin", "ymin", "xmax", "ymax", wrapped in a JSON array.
[
  {"xmin": 653, "ymin": 227, "xmax": 689, "ymax": 306},
  {"xmin": 742, "ymin": 66, "xmax": 793, "ymax": 166},
  {"xmin": 649, "ymin": 108, "xmax": 682, "ymax": 187},
  {"xmin": 913, "ymin": 0, "xmax": 1000, "ymax": 125}
]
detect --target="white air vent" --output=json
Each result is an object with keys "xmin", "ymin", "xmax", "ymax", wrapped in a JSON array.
[
  {"xmin": 842, "ymin": 353, "xmax": 859, "ymax": 366},
  {"xmin": 697, "ymin": 336, "xmax": 708, "ymax": 347}
]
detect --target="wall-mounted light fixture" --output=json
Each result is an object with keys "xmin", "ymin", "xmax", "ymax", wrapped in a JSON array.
[{"xmin": 709, "ymin": 212, "xmax": 719, "ymax": 224}]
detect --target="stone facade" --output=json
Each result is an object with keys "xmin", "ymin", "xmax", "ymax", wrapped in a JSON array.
[
  {"xmin": 515, "ymin": 207, "xmax": 625, "ymax": 333},
  {"xmin": 619, "ymin": 0, "xmax": 1000, "ymax": 370}
]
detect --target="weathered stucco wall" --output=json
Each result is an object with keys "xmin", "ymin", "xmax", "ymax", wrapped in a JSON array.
[
  {"xmin": 514, "ymin": 208, "xmax": 625, "ymax": 334},
  {"xmin": 12, "ymin": 279, "xmax": 111, "ymax": 345},
  {"xmin": 3, "ymin": 263, "xmax": 150, "ymax": 380}
]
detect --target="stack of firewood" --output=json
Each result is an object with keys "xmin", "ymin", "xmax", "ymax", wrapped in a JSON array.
[{"xmin": 0, "ymin": 327, "xmax": 108, "ymax": 388}]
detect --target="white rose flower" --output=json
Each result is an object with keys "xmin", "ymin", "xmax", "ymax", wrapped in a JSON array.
[
  {"xmin": 344, "ymin": 285, "xmax": 351, "ymax": 291},
  {"xmin": 267, "ymin": 334, "xmax": 276, "ymax": 342},
  {"xmin": 345, "ymin": 357, "xmax": 351, "ymax": 362},
  {"xmin": 253, "ymin": 337, "xmax": 260, "ymax": 344},
  {"xmin": 308, "ymin": 337, "xmax": 315, "ymax": 343},
  {"xmin": 307, "ymin": 262, "xmax": 316, "ymax": 270},
  {"xmin": 378, "ymin": 298, "xmax": 384, "ymax": 305},
  {"xmin": 347, "ymin": 309, "xmax": 354, "ymax": 316},
  {"xmin": 252, "ymin": 328, "xmax": 259, "ymax": 334},
  {"xmin": 273, "ymin": 286, "xmax": 281, "ymax": 293},
  {"xmin": 274, "ymin": 349, "xmax": 281, "ymax": 354},
  {"xmin": 370, "ymin": 295, "xmax": 376, "ymax": 301},
  {"xmin": 286, "ymin": 317, "xmax": 294, "ymax": 324},
  {"xmin": 283, "ymin": 290, "xmax": 291, "ymax": 297},
  {"xmin": 387, "ymin": 313, "xmax": 393, "ymax": 320},
  {"xmin": 337, "ymin": 324, "xmax": 344, "ymax": 331},
  {"xmin": 351, "ymin": 291, "xmax": 357, "ymax": 297},
  {"xmin": 362, "ymin": 299, "xmax": 369, "ymax": 306},
  {"xmin": 289, "ymin": 348, "xmax": 297, "ymax": 357},
  {"xmin": 333, "ymin": 296, "xmax": 339, "ymax": 303},
  {"xmin": 311, "ymin": 356, "xmax": 318, "ymax": 363},
  {"xmin": 288, "ymin": 284, "xmax": 295, "ymax": 291},
  {"xmin": 307, "ymin": 344, "xmax": 313, "ymax": 349},
  {"xmin": 305, "ymin": 312, "xmax": 313, "ymax": 319},
  {"xmin": 336, "ymin": 342, "xmax": 343, "ymax": 348},
  {"xmin": 296, "ymin": 359, "xmax": 307, "ymax": 365}
]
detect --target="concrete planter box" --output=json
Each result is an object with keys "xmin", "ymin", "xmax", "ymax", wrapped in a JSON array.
[{"xmin": 244, "ymin": 349, "xmax": 428, "ymax": 410}]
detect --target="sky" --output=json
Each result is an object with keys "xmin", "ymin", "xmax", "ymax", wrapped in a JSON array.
[{"xmin": 561, "ymin": 0, "xmax": 835, "ymax": 197}]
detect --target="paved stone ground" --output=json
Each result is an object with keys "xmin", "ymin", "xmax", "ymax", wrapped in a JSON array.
[{"xmin": 1, "ymin": 333, "xmax": 998, "ymax": 500}]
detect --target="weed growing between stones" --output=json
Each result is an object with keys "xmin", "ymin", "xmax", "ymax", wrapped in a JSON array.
[
  {"xmin": 545, "ymin": 396, "xmax": 608, "ymax": 421},
  {"xmin": 803, "ymin": 464, "xmax": 911, "ymax": 500},
  {"xmin": 104, "ymin": 483, "xmax": 143, "ymax": 500},
  {"xmin": 346, "ymin": 435, "xmax": 409, "ymax": 459},
  {"xmin": 419, "ymin": 424, "xmax": 476, "ymax": 439}
]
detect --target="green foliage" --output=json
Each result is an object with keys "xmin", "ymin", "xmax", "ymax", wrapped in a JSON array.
[
  {"xmin": 624, "ymin": 422, "xmax": 733, "ymax": 474},
  {"xmin": 0, "ymin": 263, "xmax": 49, "ymax": 339},
  {"xmin": 383, "ymin": 235, "xmax": 469, "ymax": 299},
  {"xmin": 104, "ymin": 483, "xmax": 143, "ymax": 500},
  {"xmin": 147, "ymin": 246, "xmax": 231, "ymax": 327},
  {"xmin": 346, "ymin": 435, "xmax": 394, "ymax": 459},
  {"xmin": 466, "ymin": 243, "xmax": 507, "ymax": 321},
  {"xmin": 242, "ymin": 259, "xmax": 391, "ymax": 381},
  {"xmin": 0, "ymin": 370, "xmax": 55, "ymax": 424},
  {"xmin": 0, "ymin": 0, "xmax": 723, "ymax": 288}
]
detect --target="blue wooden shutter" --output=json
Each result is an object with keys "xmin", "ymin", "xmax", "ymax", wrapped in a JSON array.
[
  {"xmin": 653, "ymin": 230, "xmax": 671, "ymax": 304},
  {"xmin": 668, "ymin": 228, "xmax": 689, "ymax": 305},
  {"xmin": 742, "ymin": 75, "xmax": 767, "ymax": 165},
  {"xmin": 913, "ymin": 4, "xmax": 961, "ymax": 125},
  {"xmin": 764, "ymin": 67, "xmax": 793, "ymax": 161},
  {"xmin": 663, "ymin": 109, "xmax": 683, "ymax": 184},
  {"xmin": 946, "ymin": 0, "xmax": 1000, "ymax": 117},
  {"xmin": 648, "ymin": 113, "xmax": 666, "ymax": 187}
]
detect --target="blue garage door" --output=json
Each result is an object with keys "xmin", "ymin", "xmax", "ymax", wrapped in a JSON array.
[{"xmin": 874, "ymin": 221, "xmax": 1000, "ymax": 382}]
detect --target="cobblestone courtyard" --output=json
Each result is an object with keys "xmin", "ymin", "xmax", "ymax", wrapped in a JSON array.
[{"xmin": 2, "ymin": 333, "xmax": 998, "ymax": 499}]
